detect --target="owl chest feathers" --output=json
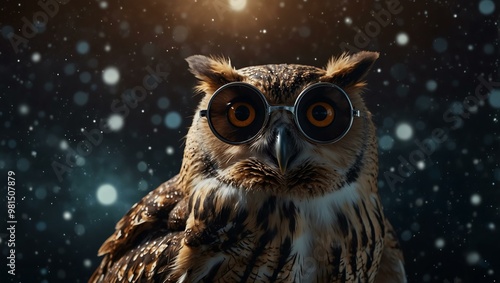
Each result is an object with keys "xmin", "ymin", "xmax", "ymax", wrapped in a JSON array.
[{"xmin": 172, "ymin": 177, "xmax": 386, "ymax": 282}]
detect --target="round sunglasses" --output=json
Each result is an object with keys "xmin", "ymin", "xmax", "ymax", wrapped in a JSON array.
[{"xmin": 199, "ymin": 82, "xmax": 361, "ymax": 145}]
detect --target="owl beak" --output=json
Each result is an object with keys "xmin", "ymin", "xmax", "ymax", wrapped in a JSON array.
[{"xmin": 274, "ymin": 126, "xmax": 297, "ymax": 174}]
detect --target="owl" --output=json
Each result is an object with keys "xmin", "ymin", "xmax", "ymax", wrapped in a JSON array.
[{"xmin": 89, "ymin": 51, "xmax": 406, "ymax": 283}]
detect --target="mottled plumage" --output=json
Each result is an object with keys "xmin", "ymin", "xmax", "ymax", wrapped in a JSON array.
[{"xmin": 89, "ymin": 51, "xmax": 406, "ymax": 283}]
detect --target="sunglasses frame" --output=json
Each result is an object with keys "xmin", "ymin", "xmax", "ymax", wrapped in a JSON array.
[{"xmin": 200, "ymin": 82, "xmax": 361, "ymax": 145}]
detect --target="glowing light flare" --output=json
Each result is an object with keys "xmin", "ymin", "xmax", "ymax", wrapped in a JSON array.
[
  {"xmin": 96, "ymin": 184, "xmax": 118, "ymax": 205},
  {"xmin": 395, "ymin": 123, "xmax": 413, "ymax": 141},
  {"xmin": 229, "ymin": 0, "xmax": 247, "ymax": 11},
  {"xmin": 107, "ymin": 114, "xmax": 124, "ymax": 131},
  {"xmin": 102, "ymin": 66, "xmax": 120, "ymax": 85}
]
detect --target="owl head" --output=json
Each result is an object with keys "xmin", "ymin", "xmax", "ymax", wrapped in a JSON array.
[{"xmin": 182, "ymin": 52, "xmax": 379, "ymax": 197}]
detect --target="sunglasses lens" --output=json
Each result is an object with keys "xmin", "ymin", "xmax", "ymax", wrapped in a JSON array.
[
  {"xmin": 296, "ymin": 83, "xmax": 354, "ymax": 143},
  {"xmin": 207, "ymin": 83, "xmax": 267, "ymax": 144}
]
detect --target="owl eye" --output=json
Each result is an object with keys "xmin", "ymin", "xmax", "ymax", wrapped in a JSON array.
[
  {"xmin": 306, "ymin": 102, "xmax": 335, "ymax": 127},
  {"xmin": 203, "ymin": 82, "xmax": 268, "ymax": 144},
  {"xmin": 295, "ymin": 82, "xmax": 355, "ymax": 143},
  {"xmin": 227, "ymin": 102, "xmax": 256, "ymax": 127}
]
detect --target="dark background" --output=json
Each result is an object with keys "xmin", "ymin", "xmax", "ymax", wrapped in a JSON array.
[{"xmin": 1, "ymin": 0, "xmax": 499, "ymax": 282}]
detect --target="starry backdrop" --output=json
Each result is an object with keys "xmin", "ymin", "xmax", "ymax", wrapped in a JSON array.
[{"xmin": 0, "ymin": 0, "xmax": 499, "ymax": 282}]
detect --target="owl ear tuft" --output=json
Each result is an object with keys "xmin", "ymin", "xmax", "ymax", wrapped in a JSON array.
[
  {"xmin": 322, "ymin": 51, "xmax": 379, "ymax": 88},
  {"xmin": 186, "ymin": 55, "xmax": 243, "ymax": 93}
]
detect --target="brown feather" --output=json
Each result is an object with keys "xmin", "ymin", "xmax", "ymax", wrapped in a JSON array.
[
  {"xmin": 89, "ymin": 175, "xmax": 186, "ymax": 283},
  {"xmin": 185, "ymin": 55, "xmax": 243, "ymax": 95}
]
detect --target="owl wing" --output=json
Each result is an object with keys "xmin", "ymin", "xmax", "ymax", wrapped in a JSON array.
[
  {"xmin": 88, "ymin": 174, "xmax": 188, "ymax": 283},
  {"xmin": 374, "ymin": 219, "xmax": 407, "ymax": 283}
]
